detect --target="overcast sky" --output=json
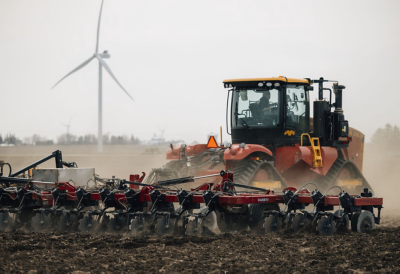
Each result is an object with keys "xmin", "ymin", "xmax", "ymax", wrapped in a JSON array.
[{"xmin": 1, "ymin": 0, "xmax": 399, "ymax": 144}]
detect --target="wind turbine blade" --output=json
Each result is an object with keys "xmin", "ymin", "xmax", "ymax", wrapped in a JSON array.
[
  {"xmin": 52, "ymin": 56, "xmax": 95, "ymax": 89},
  {"xmin": 95, "ymin": 0, "xmax": 105, "ymax": 54},
  {"xmin": 68, "ymin": 114, "xmax": 75, "ymax": 125},
  {"xmin": 95, "ymin": 54, "xmax": 134, "ymax": 101}
]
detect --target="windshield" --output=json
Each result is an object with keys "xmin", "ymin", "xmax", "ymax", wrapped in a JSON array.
[{"xmin": 232, "ymin": 88, "xmax": 281, "ymax": 128}]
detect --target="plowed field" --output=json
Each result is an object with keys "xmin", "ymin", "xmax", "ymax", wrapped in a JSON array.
[{"xmin": 0, "ymin": 223, "xmax": 399, "ymax": 273}]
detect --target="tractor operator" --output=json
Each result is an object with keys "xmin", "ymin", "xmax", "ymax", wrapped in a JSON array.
[{"xmin": 257, "ymin": 90, "xmax": 273, "ymax": 111}]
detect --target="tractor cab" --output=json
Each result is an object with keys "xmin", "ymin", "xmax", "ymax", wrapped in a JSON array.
[
  {"xmin": 225, "ymin": 77, "xmax": 311, "ymax": 148},
  {"xmin": 225, "ymin": 77, "xmax": 350, "ymax": 152}
]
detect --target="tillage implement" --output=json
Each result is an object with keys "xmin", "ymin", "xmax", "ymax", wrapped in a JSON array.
[{"xmin": 0, "ymin": 151, "xmax": 383, "ymax": 236}]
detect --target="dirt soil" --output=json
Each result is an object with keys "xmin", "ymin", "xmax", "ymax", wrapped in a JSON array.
[
  {"xmin": 1, "ymin": 145, "xmax": 400, "ymax": 273},
  {"xmin": 0, "ymin": 225, "xmax": 399, "ymax": 273}
]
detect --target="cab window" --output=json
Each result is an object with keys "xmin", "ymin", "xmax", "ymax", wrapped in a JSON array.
[
  {"xmin": 286, "ymin": 85, "xmax": 309, "ymax": 134},
  {"xmin": 232, "ymin": 88, "xmax": 281, "ymax": 128}
]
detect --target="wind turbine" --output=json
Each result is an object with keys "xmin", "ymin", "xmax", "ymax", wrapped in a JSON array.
[
  {"xmin": 61, "ymin": 115, "xmax": 74, "ymax": 145},
  {"xmin": 52, "ymin": 0, "xmax": 133, "ymax": 152},
  {"xmin": 158, "ymin": 126, "xmax": 168, "ymax": 138}
]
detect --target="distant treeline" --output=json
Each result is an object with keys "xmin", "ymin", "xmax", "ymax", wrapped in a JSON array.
[
  {"xmin": 2, "ymin": 124, "xmax": 399, "ymax": 147},
  {"xmin": 0, "ymin": 133, "xmax": 22, "ymax": 146},
  {"xmin": 0, "ymin": 133, "xmax": 140, "ymax": 146},
  {"xmin": 370, "ymin": 124, "xmax": 400, "ymax": 151}
]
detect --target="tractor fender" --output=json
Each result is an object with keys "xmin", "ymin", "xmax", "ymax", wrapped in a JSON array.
[
  {"xmin": 224, "ymin": 144, "xmax": 273, "ymax": 161},
  {"xmin": 298, "ymin": 146, "xmax": 338, "ymax": 175},
  {"xmin": 275, "ymin": 146, "xmax": 337, "ymax": 176},
  {"xmin": 166, "ymin": 144, "xmax": 208, "ymax": 160}
]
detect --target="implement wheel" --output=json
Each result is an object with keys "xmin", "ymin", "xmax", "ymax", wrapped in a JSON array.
[
  {"xmin": 264, "ymin": 215, "xmax": 282, "ymax": 233},
  {"xmin": 249, "ymin": 203, "xmax": 279, "ymax": 233},
  {"xmin": 317, "ymin": 216, "xmax": 335, "ymax": 236},
  {"xmin": 355, "ymin": 211, "xmax": 375, "ymax": 233}
]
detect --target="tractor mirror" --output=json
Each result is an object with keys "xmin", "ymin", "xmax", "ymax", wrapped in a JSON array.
[{"xmin": 306, "ymin": 86, "xmax": 314, "ymax": 91}]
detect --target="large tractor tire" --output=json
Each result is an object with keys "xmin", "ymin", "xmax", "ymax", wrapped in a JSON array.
[
  {"xmin": 231, "ymin": 160, "xmax": 287, "ymax": 192},
  {"xmin": 318, "ymin": 159, "xmax": 373, "ymax": 194}
]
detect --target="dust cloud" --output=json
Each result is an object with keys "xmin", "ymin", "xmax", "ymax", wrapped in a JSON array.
[
  {"xmin": 363, "ymin": 144, "xmax": 400, "ymax": 221},
  {"xmin": 0, "ymin": 145, "xmax": 169, "ymax": 180}
]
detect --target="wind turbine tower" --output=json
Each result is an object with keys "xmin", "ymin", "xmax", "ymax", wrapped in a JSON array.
[
  {"xmin": 52, "ymin": 0, "xmax": 133, "ymax": 152},
  {"xmin": 61, "ymin": 115, "xmax": 74, "ymax": 145}
]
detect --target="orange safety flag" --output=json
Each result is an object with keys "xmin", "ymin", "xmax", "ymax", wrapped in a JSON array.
[{"xmin": 206, "ymin": 136, "xmax": 219, "ymax": 148}]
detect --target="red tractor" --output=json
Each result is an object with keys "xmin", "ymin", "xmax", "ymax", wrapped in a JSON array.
[{"xmin": 146, "ymin": 77, "xmax": 371, "ymax": 194}]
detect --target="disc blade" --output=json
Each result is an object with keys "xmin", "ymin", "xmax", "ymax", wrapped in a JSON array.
[
  {"xmin": 52, "ymin": 56, "xmax": 95, "ymax": 89},
  {"xmin": 58, "ymin": 211, "xmax": 78, "ymax": 232},
  {"xmin": 95, "ymin": 54, "xmax": 134, "ymax": 101},
  {"xmin": 130, "ymin": 216, "xmax": 147, "ymax": 237},
  {"xmin": 31, "ymin": 212, "xmax": 53, "ymax": 232},
  {"xmin": 78, "ymin": 214, "xmax": 102, "ymax": 233},
  {"xmin": 198, "ymin": 206, "xmax": 218, "ymax": 234},
  {"xmin": 106, "ymin": 215, "xmax": 128, "ymax": 234},
  {"xmin": 0, "ymin": 211, "xmax": 15, "ymax": 232},
  {"xmin": 333, "ymin": 209, "xmax": 349, "ymax": 232},
  {"xmin": 264, "ymin": 215, "xmax": 282, "ymax": 233},
  {"xmin": 291, "ymin": 214, "xmax": 307, "ymax": 233},
  {"xmin": 155, "ymin": 215, "xmax": 175, "ymax": 236},
  {"xmin": 185, "ymin": 219, "xmax": 203, "ymax": 236}
]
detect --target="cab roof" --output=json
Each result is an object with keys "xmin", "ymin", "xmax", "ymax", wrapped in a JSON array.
[{"xmin": 223, "ymin": 77, "xmax": 310, "ymax": 84}]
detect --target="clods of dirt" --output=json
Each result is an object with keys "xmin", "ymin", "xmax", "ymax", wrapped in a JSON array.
[{"xmin": 1, "ymin": 226, "xmax": 399, "ymax": 273}]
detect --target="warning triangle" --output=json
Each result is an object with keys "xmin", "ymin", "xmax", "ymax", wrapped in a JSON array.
[{"xmin": 206, "ymin": 136, "xmax": 219, "ymax": 148}]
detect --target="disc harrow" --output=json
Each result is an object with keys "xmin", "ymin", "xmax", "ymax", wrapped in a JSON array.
[{"xmin": 0, "ymin": 155, "xmax": 383, "ymax": 237}]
